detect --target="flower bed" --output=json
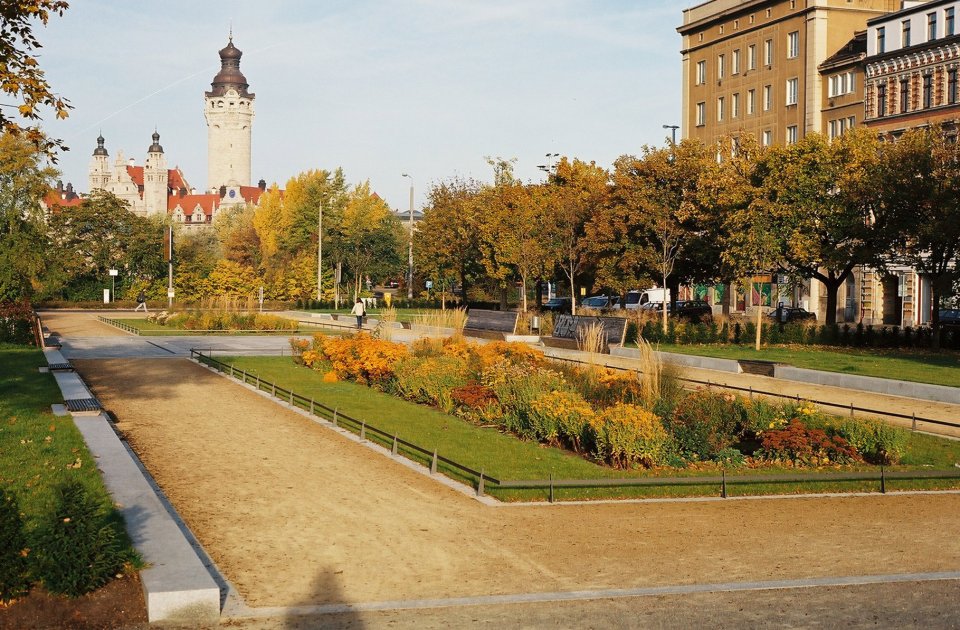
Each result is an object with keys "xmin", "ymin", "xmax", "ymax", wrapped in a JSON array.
[
  {"xmin": 290, "ymin": 333, "xmax": 912, "ymax": 471},
  {"xmin": 146, "ymin": 310, "xmax": 297, "ymax": 331}
]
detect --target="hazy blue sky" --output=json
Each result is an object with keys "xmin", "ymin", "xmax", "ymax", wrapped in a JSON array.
[{"xmin": 38, "ymin": 1, "xmax": 684, "ymax": 211}]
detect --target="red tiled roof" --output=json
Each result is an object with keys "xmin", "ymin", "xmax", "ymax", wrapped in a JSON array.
[
  {"xmin": 168, "ymin": 194, "xmax": 220, "ymax": 217},
  {"xmin": 238, "ymin": 185, "xmax": 266, "ymax": 205},
  {"xmin": 125, "ymin": 165, "xmax": 192, "ymax": 195},
  {"xmin": 43, "ymin": 191, "xmax": 83, "ymax": 212}
]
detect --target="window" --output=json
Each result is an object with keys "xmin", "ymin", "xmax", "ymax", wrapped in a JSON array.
[
  {"xmin": 900, "ymin": 77, "xmax": 910, "ymax": 112},
  {"xmin": 786, "ymin": 77, "xmax": 798, "ymax": 106},
  {"xmin": 877, "ymin": 26, "xmax": 885, "ymax": 54},
  {"xmin": 848, "ymin": 116, "xmax": 855, "ymax": 130},
  {"xmin": 732, "ymin": 92, "xmax": 740, "ymax": 118},
  {"xmin": 902, "ymin": 19, "xmax": 911, "ymax": 47},
  {"xmin": 762, "ymin": 129, "xmax": 772, "ymax": 146},
  {"xmin": 829, "ymin": 119, "xmax": 838, "ymax": 140},
  {"xmin": 747, "ymin": 89, "xmax": 756, "ymax": 115},
  {"xmin": 748, "ymin": 44, "xmax": 757, "ymax": 70},
  {"xmin": 764, "ymin": 39, "xmax": 773, "ymax": 65},
  {"xmin": 734, "ymin": 19, "xmax": 739, "ymax": 30},
  {"xmin": 929, "ymin": 12, "xmax": 938, "ymax": 41},
  {"xmin": 717, "ymin": 96, "xmax": 725, "ymax": 121},
  {"xmin": 763, "ymin": 84, "xmax": 773, "ymax": 110},
  {"xmin": 696, "ymin": 102, "xmax": 706, "ymax": 126},
  {"xmin": 787, "ymin": 31, "xmax": 799, "ymax": 58},
  {"xmin": 828, "ymin": 71, "xmax": 856, "ymax": 97},
  {"xmin": 718, "ymin": 54, "xmax": 725, "ymax": 79},
  {"xmin": 950, "ymin": 68, "xmax": 958, "ymax": 104},
  {"xmin": 948, "ymin": 8, "xmax": 956, "ymax": 37},
  {"xmin": 732, "ymin": 49, "xmax": 741, "ymax": 74},
  {"xmin": 786, "ymin": 125, "xmax": 798, "ymax": 145},
  {"xmin": 923, "ymin": 74, "xmax": 933, "ymax": 108},
  {"xmin": 696, "ymin": 60, "xmax": 706, "ymax": 85},
  {"xmin": 877, "ymin": 83, "xmax": 887, "ymax": 116}
]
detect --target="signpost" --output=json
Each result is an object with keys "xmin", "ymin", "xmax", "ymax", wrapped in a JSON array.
[{"xmin": 108, "ymin": 269, "xmax": 118, "ymax": 302}]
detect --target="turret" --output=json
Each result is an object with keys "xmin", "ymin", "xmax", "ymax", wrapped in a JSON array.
[{"xmin": 204, "ymin": 33, "xmax": 255, "ymax": 191}]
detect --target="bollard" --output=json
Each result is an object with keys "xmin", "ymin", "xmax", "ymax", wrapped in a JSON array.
[
  {"xmin": 289, "ymin": 389, "xmax": 294, "ymax": 405},
  {"xmin": 392, "ymin": 434, "xmax": 398, "ymax": 456},
  {"xmin": 256, "ymin": 374, "xmax": 260, "ymax": 390},
  {"xmin": 549, "ymin": 474, "xmax": 554, "ymax": 504},
  {"xmin": 721, "ymin": 470, "xmax": 727, "ymax": 498},
  {"xmin": 241, "ymin": 369, "xmax": 247, "ymax": 384},
  {"xmin": 360, "ymin": 422, "xmax": 366, "ymax": 441},
  {"xmin": 271, "ymin": 383, "xmax": 276, "ymax": 397},
  {"xmin": 477, "ymin": 469, "xmax": 485, "ymax": 497},
  {"xmin": 912, "ymin": 413, "xmax": 917, "ymax": 432},
  {"xmin": 230, "ymin": 364, "xmax": 235, "ymax": 378},
  {"xmin": 430, "ymin": 450, "xmax": 438, "ymax": 475},
  {"xmin": 333, "ymin": 407, "xmax": 338, "ymax": 426},
  {"xmin": 850, "ymin": 402, "xmax": 854, "ymax": 418},
  {"xmin": 880, "ymin": 466, "xmax": 886, "ymax": 494},
  {"xmin": 749, "ymin": 386, "xmax": 753, "ymax": 401},
  {"xmin": 310, "ymin": 398, "xmax": 315, "ymax": 414}
]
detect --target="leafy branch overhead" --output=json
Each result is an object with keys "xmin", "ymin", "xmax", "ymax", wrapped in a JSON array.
[{"xmin": 0, "ymin": 0, "xmax": 72, "ymax": 158}]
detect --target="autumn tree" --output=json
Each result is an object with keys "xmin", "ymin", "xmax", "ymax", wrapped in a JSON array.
[
  {"xmin": 0, "ymin": 132, "xmax": 56, "ymax": 299},
  {"xmin": 417, "ymin": 178, "xmax": 484, "ymax": 305},
  {"xmin": 215, "ymin": 203, "xmax": 260, "ymax": 268},
  {"xmin": 0, "ymin": 1, "xmax": 71, "ymax": 157},
  {"xmin": 542, "ymin": 158, "xmax": 610, "ymax": 315}
]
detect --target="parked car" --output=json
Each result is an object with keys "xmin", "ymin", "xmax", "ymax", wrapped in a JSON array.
[
  {"xmin": 767, "ymin": 306, "xmax": 817, "ymax": 323},
  {"xmin": 939, "ymin": 309, "xmax": 960, "ymax": 329},
  {"xmin": 581, "ymin": 295, "xmax": 619, "ymax": 310},
  {"xmin": 618, "ymin": 288, "xmax": 671, "ymax": 310},
  {"xmin": 542, "ymin": 297, "xmax": 572, "ymax": 313},
  {"xmin": 673, "ymin": 300, "xmax": 713, "ymax": 323}
]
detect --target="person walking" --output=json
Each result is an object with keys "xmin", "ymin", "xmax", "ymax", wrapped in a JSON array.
[
  {"xmin": 351, "ymin": 298, "xmax": 365, "ymax": 329},
  {"xmin": 135, "ymin": 289, "xmax": 149, "ymax": 313}
]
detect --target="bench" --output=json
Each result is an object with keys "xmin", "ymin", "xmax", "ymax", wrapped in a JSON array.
[
  {"xmin": 547, "ymin": 315, "xmax": 627, "ymax": 353},
  {"xmin": 464, "ymin": 309, "xmax": 519, "ymax": 340}
]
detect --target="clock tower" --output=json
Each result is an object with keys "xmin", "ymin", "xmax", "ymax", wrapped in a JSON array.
[{"xmin": 204, "ymin": 34, "xmax": 254, "ymax": 191}]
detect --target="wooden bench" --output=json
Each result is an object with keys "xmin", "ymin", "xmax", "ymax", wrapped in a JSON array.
[
  {"xmin": 464, "ymin": 309, "xmax": 518, "ymax": 340},
  {"xmin": 547, "ymin": 315, "xmax": 627, "ymax": 353}
]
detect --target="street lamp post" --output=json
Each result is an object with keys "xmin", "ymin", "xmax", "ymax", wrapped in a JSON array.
[
  {"xmin": 402, "ymin": 173, "xmax": 414, "ymax": 300},
  {"xmin": 663, "ymin": 124, "xmax": 679, "ymax": 147},
  {"xmin": 317, "ymin": 199, "xmax": 323, "ymax": 302}
]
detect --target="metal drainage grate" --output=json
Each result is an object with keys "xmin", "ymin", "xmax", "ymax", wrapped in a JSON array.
[
  {"xmin": 47, "ymin": 363, "xmax": 74, "ymax": 372},
  {"xmin": 64, "ymin": 398, "xmax": 101, "ymax": 413},
  {"xmin": 44, "ymin": 336, "xmax": 62, "ymax": 348}
]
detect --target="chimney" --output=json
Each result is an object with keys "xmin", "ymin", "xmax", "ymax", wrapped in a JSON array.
[
  {"xmin": 128, "ymin": 158, "xmax": 135, "ymax": 167},
  {"xmin": 219, "ymin": 185, "xmax": 227, "ymax": 197},
  {"xmin": 258, "ymin": 178, "xmax": 266, "ymax": 191}
]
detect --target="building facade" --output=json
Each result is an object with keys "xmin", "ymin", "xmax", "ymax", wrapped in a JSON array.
[{"xmin": 679, "ymin": 0, "xmax": 897, "ymax": 148}]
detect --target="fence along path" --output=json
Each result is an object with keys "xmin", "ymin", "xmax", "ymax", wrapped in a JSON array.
[{"xmin": 191, "ymin": 350, "xmax": 960, "ymax": 503}]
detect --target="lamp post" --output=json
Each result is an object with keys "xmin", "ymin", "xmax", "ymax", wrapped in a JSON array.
[
  {"xmin": 402, "ymin": 173, "xmax": 414, "ymax": 300},
  {"xmin": 663, "ymin": 124, "xmax": 679, "ymax": 147},
  {"xmin": 317, "ymin": 199, "xmax": 323, "ymax": 302}
]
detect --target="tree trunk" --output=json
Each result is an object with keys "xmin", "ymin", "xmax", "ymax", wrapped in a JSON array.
[
  {"xmin": 499, "ymin": 286, "xmax": 508, "ymax": 310},
  {"xmin": 754, "ymin": 279, "xmax": 763, "ymax": 352},
  {"xmin": 661, "ymin": 270, "xmax": 669, "ymax": 334},
  {"xmin": 534, "ymin": 279, "xmax": 542, "ymax": 311},
  {"xmin": 722, "ymin": 282, "xmax": 731, "ymax": 316},
  {"xmin": 932, "ymin": 280, "xmax": 942, "ymax": 351},
  {"xmin": 520, "ymin": 273, "xmax": 528, "ymax": 312},
  {"xmin": 813, "ymin": 264, "xmax": 855, "ymax": 326},
  {"xmin": 569, "ymin": 261, "xmax": 577, "ymax": 316},
  {"xmin": 459, "ymin": 263, "xmax": 469, "ymax": 307}
]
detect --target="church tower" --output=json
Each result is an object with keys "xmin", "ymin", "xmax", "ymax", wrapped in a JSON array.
[
  {"xmin": 143, "ymin": 131, "xmax": 169, "ymax": 216},
  {"xmin": 88, "ymin": 134, "xmax": 110, "ymax": 192},
  {"xmin": 204, "ymin": 34, "xmax": 254, "ymax": 191}
]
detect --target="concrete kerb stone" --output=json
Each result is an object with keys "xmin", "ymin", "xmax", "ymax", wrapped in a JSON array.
[
  {"xmin": 775, "ymin": 365, "xmax": 960, "ymax": 405},
  {"xmin": 41, "ymin": 351, "xmax": 221, "ymax": 624},
  {"xmin": 611, "ymin": 346, "xmax": 743, "ymax": 373}
]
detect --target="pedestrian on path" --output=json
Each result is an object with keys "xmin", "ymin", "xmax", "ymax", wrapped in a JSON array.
[
  {"xmin": 351, "ymin": 298, "xmax": 365, "ymax": 329},
  {"xmin": 135, "ymin": 290, "xmax": 149, "ymax": 313}
]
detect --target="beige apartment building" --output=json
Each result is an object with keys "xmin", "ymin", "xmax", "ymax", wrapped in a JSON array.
[{"xmin": 679, "ymin": 0, "xmax": 897, "ymax": 147}]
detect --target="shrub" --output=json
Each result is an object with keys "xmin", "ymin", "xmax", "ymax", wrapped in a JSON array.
[
  {"xmin": 483, "ymin": 361, "xmax": 567, "ymax": 439},
  {"xmin": 830, "ymin": 417, "xmax": 909, "ymax": 465},
  {"xmin": 0, "ymin": 489, "xmax": 30, "ymax": 602},
  {"xmin": 667, "ymin": 390, "xmax": 745, "ymax": 460},
  {"xmin": 529, "ymin": 390, "xmax": 595, "ymax": 450},
  {"xmin": 588, "ymin": 404, "xmax": 671, "ymax": 469},
  {"xmin": 0, "ymin": 301, "xmax": 35, "ymax": 344},
  {"xmin": 319, "ymin": 333, "xmax": 408, "ymax": 386},
  {"xmin": 758, "ymin": 420, "xmax": 860, "ymax": 466},
  {"xmin": 450, "ymin": 384, "xmax": 498, "ymax": 409},
  {"xmin": 31, "ymin": 481, "xmax": 133, "ymax": 597},
  {"xmin": 392, "ymin": 355, "xmax": 470, "ymax": 412}
]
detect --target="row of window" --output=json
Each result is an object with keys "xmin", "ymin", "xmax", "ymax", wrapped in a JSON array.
[
  {"xmin": 695, "ymin": 31, "xmax": 799, "ymax": 85},
  {"xmin": 827, "ymin": 117, "xmax": 857, "ymax": 140},
  {"xmin": 828, "ymin": 71, "xmax": 856, "ymax": 98},
  {"xmin": 698, "ymin": 2, "xmax": 797, "ymax": 42},
  {"xmin": 696, "ymin": 78, "xmax": 799, "ymax": 125},
  {"xmin": 874, "ymin": 68, "xmax": 960, "ymax": 117},
  {"xmin": 876, "ymin": 7, "xmax": 956, "ymax": 54}
]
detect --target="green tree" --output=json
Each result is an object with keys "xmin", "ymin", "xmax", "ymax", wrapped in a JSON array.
[
  {"xmin": 334, "ymin": 181, "xmax": 404, "ymax": 298},
  {"xmin": 0, "ymin": 132, "xmax": 56, "ymax": 300},
  {"xmin": 879, "ymin": 126, "xmax": 960, "ymax": 349},
  {"xmin": 0, "ymin": 1, "xmax": 72, "ymax": 157},
  {"xmin": 215, "ymin": 203, "xmax": 260, "ymax": 268}
]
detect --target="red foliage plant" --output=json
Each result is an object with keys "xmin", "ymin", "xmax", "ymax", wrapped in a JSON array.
[
  {"xmin": 450, "ymin": 384, "xmax": 498, "ymax": 408},
  {"xmin": 760, "ymin": 419, "xmax": 860, "ymax": 465}
]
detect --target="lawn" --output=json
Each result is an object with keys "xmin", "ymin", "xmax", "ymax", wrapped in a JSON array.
[
  {"xmin": 216, "ymin": 355, "xmax": 960, "ymax": 501},
  {"xmin": 655, "ymin": 343, "xmax": 960, "ymax": 388},
  {"xmin": 0, "ymin": 344, "xmax": 138, "ymax": 547},
  {"xmin": 298, "ymin": 308, "xmax": 448, "ymax": 324},
  {"xmin": 114, "ymin": 318, "xmax": 309, "ymax": 336}
]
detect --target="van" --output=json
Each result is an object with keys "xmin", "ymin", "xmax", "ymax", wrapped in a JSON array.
[{"xmin": 621, "ymin": 288, "xmax": 670, "ymax": 310}]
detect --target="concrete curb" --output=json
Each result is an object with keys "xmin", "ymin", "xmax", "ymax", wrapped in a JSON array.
[
  {"xmin": 775, "ymin": 364, "xmax": 960, "ymax": 405},
  {"xmin": 611, "ymin": 346, "xmax": 743, "ymax": 373},
  {"xmin": 40, "ymin": 347, "xmax": 220, "ymax": 623}
]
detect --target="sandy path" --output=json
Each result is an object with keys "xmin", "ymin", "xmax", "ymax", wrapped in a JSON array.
[
  {"xmin": 74, "ymin": 357, "xmax": 960, "ymax": 609},
  {"xmin": 40, "ymin": 310, "xmax": 130, "ymax": 337}
]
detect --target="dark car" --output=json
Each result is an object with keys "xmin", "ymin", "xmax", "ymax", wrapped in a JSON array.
[
  {"xmin": 674, "ymin": 300, "xmax": 713, "ymax": 323},
  {"xmin": 581, "ymin": 295, "xmax": 619, "ymax": 310},
  {"xmin": 939, "ymin": 309, "xmax": 960, "ymax": 329},
  {"xmin": 768, "ymin": 306, "xmax": 817, "ymax": 323},
  {"xmin": 542, "ymin": 297, "xmax": 572, "ymax": 313}
]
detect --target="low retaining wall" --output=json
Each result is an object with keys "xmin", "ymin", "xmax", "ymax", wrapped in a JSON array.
[
  {"xmin": 610, "ymin": 347, "xmax": 742, "ymax": 374},
  {"xmin": 775, "ymin": 365, "xmax": 960, "ymax": 406}
]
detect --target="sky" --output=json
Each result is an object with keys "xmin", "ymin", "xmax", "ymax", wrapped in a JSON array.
[{"xmin": 36, "ymin": 0, "xmax": 685, "ymax": 212}]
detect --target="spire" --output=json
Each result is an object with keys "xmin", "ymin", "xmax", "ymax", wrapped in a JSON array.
[
  {"xmin": 148, "ymin": 130, "xmax": 164, "ymax": 154},
  {"xmin": 92, "ymin": 133, "xmax": 108, "ymax": 156},
  {"xmin": 206, "ymin": 32, "xmax": 253, "ymax": 98}
]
